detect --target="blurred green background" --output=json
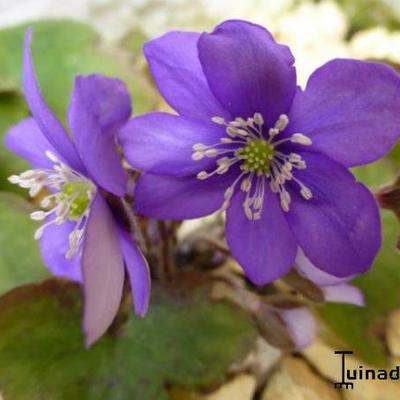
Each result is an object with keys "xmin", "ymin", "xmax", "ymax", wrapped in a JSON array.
[{"xmin": 1, "ymin": 0, "xmax": 400, "ymax": 399}]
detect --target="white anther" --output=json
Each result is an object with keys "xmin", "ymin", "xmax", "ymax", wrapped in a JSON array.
[
  {"xmin": 289, "ymin": 153, "xmax": 302, "ymax": 162},
  {"xmin": 8, "ymin": 175, "xmax": 21, "ymax": 184},
  {"xmin": 192, "ymin": 143, "xmax": 207, "ymax": 151},
  {"xmin": 253, "ymin": 112, "xmax": 264, "ymax": 126},
  {"xmin": 300, "ymin": 186, "xmax": 313, "ymax": 200},
  {"xmin": 205, "ymin": 149, "xmax": 219, "ymax": 157},
  {"xmin": 30, "ymin": 211, "xmax": 47, "ymax": 221},
  {"xmin": 241, "ymin": 178, "xmax": 252, "ymax": 192},
  {"xmin": 20, "ymin": 170, "xmax": 37, "ymax": 179},
  {"xmin": 220, "ymin": 137, "xmax": 233, "ymax": 144},
  {"xmin": 226, "ymin": 126, "xmax": 242, "ymax": 137},
  {"xmin": 268, "ymin": 128, "xmax": 279, "ymax": 138},
  {"xmin": 283, "ymin": 162, "xmax": 293, "ymax": 172},
  {"xmin": 235, "ymin": 117, "xmax": 246, "ymax": 125},
  {"xmin": 254, "ymin": 197, "xmax": 263, "ymax": 209},
  {"xmin": 211, "ymin": 116, "xmax": 226, "ymax": 125},
  {"xmin": 275, "ymin": 114, "xmax": 289, "ymax": 131},
  {"xmin": 197, "ymin": 171, "xmax": 209, "ymax": 180},
  {"xmin": 217, "ymin": 164, "xmax": 229, "ymax": 174},
  {"xmin": 236, "ymin": 129, "xmax": 250, "ymax": 137},
  {"xmin": 297, "ymin": 161, "xmax": 307, "ymax": 169},
  {"xmin": 280, "ymin": 191, "xmax": 291, "ymax": 212},
  {"xmin": 244, "ymin": 206, "xmax": 253, "ymax": 221},
  {"xmin": 41, "ymin": 198, "xmax": 51, "ymax": 208},
  {"xmin": 29, "ymin": 184, "xmax": 43, "ymax": 197},
  {"xmin": 192, "ymin": 152, "xmax": 204, "ymax": 161},
  {"xmin": 290, "ymin": 133, "xmax": 312, "ymax": 146},
  {"xmin": 217, "ymin": 157, "xmax": 231, "ymax": 166}
]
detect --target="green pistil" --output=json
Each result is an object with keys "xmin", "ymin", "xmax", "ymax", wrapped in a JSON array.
[
  {"xmin": 60, "ymin": 181, "xmax": 92, "ymax": 220},
  {"xmin": 236, "ymin": 139, "xmax": 274, "ymax": 174}
]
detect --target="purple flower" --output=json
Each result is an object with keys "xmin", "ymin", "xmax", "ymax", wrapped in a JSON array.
[
  {"xmin": 5, "ymin": 29, "xmax": 151, "ymax": 347},
  {"xmin": 120, "ymin": 20, "xmax": 400, "ymax": 285}
]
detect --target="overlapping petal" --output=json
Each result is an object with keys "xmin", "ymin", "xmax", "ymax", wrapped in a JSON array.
[
  {"xmin": 68, "ymin": 75, "xmax": 129, "ymax": 196},
  {"xmin": 144, "ymin": 31, "xmax": 229, "ymax": 120},
  {"xmin": 295, "ymin": 249, "xmax": 364, "ymax": 306},
  {"xmin": 279, "ymin": 308, "xmax": 316, "ymax": 348},
  {"xmin": 23, "ymin": 29, "xmax": 83, "ymax": 172},
  {"xmin": 288, "ymin": 59, "xmax": 400, "ymax": 167},
  {"xmin": 286, "ymin": 152, "xmax": 381, "ymax": 277},
  {"xmin": 120, "ymin": 112, "xmax": 225, "ymax": 176},
  {"xmin": 198, "ymin": 20, "xmax": 296, "ymax": 124},
  {"xmin": 82, "ymin": 193, "xmax": 125, "ymax": 347},
  {"xmin": 323, "ymin": 284, "xmax": 365, "ymax": 306},
  {"xmin": 134, "ymin": 172, "xmax": 234, "ymax": 219},
  {"xmin": 5, "ymin": 118, "xmax": 57, "ymax": 169},
  {"xmin": 39, "ymin": 221, "xmax": 82, "ymax": 282},
  {"xmin": 295, "ymin": 248, "xmax": 350, "ymax": 286},
  {"xmin": 119, "ymin": 230, "xmax": 151, "ymax": 317},
  {"xmin": 225, "ymin": 188, "xmax": 297, "ymax": 285}
]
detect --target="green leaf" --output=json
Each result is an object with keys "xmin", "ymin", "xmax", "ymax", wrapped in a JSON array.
[
  {"xmin": 0, "ymin": 192, "xmax": 49, "ymax": 296},
  {"xmin": 0, "ymin": 279, "xmax": 256, "ymax": 399},
  {"xmin": 0, "ymin": 92, "xmax": 30, "ymax": 193},
  {"xmin": 320, "ymin": 160, "xmax": 400, "ymax": 366},
  {"xmin": 334, "ymin": 0, "xmax": 400, "ymax": 37},
  {"xmin": 0, "ymin": 19, "xmax": 157, "ymax": 116}
]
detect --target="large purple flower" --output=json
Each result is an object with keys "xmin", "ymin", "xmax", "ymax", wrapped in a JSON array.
[
  {"xmin": 120, "ymin": 20, "xmax": 400, "ymax": 285},
  {"xmin": 5, "ymin": 29, "xmax": 150, "ymax": 347}
]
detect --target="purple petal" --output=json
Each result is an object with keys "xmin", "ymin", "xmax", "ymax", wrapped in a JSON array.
[
  {"xmin": 39, "ymin": 221, "xmax": 82, "ymax": 282},
  {"xmin": 295, "ymin": 249, "xmax": 364, "ymax": 306},
  {"xmin": 134, "ymin": 172, "xmax": 233, "ymax": 219},
  {"xmin": 119, "ymin": 229, "xmax": 151, "ymax": 316},
  {"xmin": 68, "ymin": 75, "xmax": 129, "ymax": 196},
  {"xmin": 286, "ymin": 152, "xmax": 381, "ymax": 277},
  {"xmin": 288, "ymin": 59, "xmax": 400, "ymax": 167},
  {"xmin": 23, "ymin": 29, "xmax": 83, "ymax": 171},
  {"xmin": 295, "ymin": 248, "xmax": 350, "ymax": 286},
  {"xmin": 4, "ymin": 118, "xmax": 57, "ymax": 169},
  {"xmin": 225, "ymin": 188, "xmax": 297, "ymax": 285},
  {"xmin": 279, "ymin": 307, "xmax": 316, "ymax": 349},
  {"xmin": 144, "ymin": 31, "xmax": 229, "ymax": 120},
  {"xmin": 82, "ymin": 193, "xmax": 125, "ymax": 347},
  {"xmin": 323, "ymin": 284, "xmax": 365, "ymax": 306},
  {"xmin": 120, "ymin": 112, "xmax": 224, "ymax": 176},
  {"xmin": 198, "ymin": 20, "xmax": 296, "ymax": 123}
]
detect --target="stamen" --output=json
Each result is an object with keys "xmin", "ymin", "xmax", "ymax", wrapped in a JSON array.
[
  {"xmin": 211, "ymin": 116, "xmax": 226, "ymax": 125},
  {"xmin": 8, "ymin": 149, "xmax": 96, "ymax": 258},
  {"xmin": 197, "ymin": 113, "xmax": 313, "ymax": 217},
  {"xmin": 197, "ymin": 171, "xmax": 209, "ymax": 180},
  {"xmin": 290, "ymin": 133, "xmax": 312, "ymax": 146}
]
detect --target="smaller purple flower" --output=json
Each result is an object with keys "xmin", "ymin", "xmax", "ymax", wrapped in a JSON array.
[
  {"xmin": 120, "ymin": 20, "xmax": 400, "ymax": 285},
  {"xmin": 5, "ymin": 29, "xmax": 151, "ymax": 347}
]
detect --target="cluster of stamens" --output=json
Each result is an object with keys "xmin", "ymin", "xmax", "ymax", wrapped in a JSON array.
[
  {"xmin": 192, "ymin": 112, "xmax": 313, "ymax": 220},
  {"xmin": 9, "ymin": 151, "xmax": 96, "ymax": 258}
]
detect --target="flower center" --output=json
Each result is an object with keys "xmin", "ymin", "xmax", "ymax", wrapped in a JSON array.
[
  {"xmin": 236, "ymin": 139, "xmax": 275, "ymax": 175},
  {"xmin": 61, "ymin": 182, "xmax": 93, "ymax": 220},
  {"xmin": 9, "ymin": 151, "xmax": 96, "ymax": 258},
  {"xmin": 191, "ymin": 113, "xmax": 313, "ymax": 220}
]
